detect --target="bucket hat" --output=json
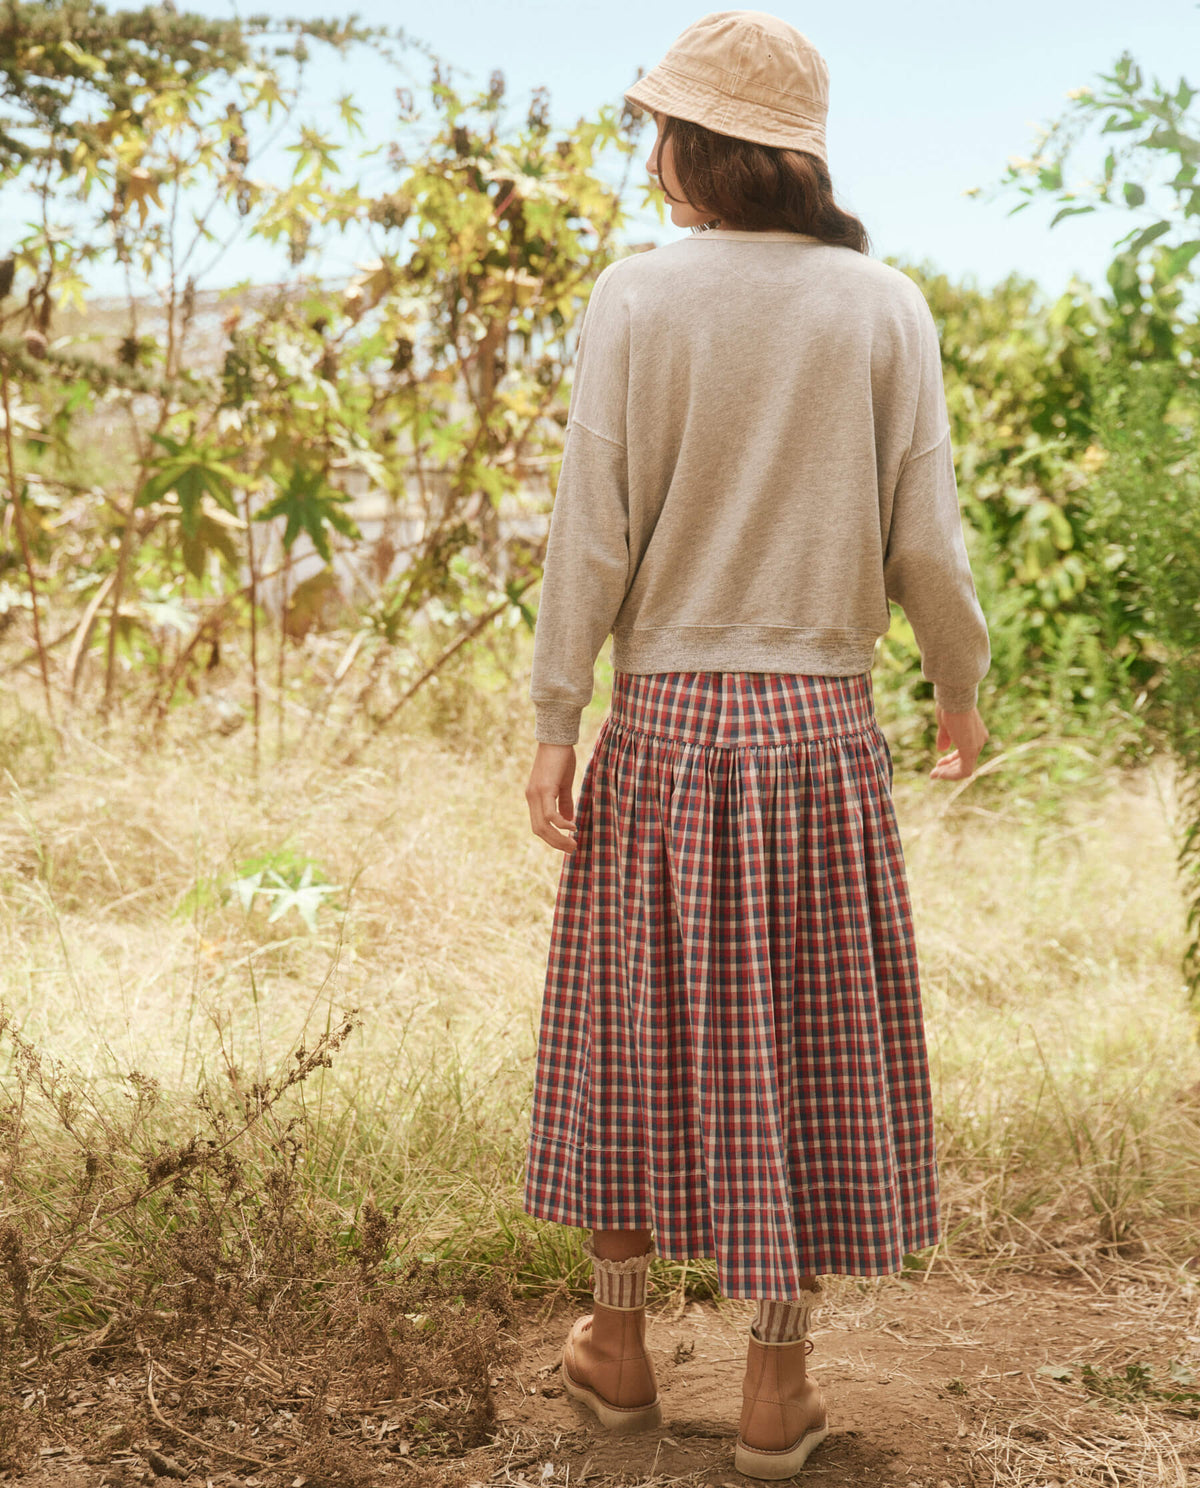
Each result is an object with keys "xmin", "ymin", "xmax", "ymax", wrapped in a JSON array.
[{"xmin": 624, "ymin": 10, "xmax": 829, "ymax": 163}]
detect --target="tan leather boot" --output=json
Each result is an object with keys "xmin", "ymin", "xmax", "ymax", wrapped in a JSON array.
[
  {"xmin": 561, "ymin": 1304, "xmax": 662, "ymax": 1434},
  {"xmin": 734, "ymin": 1332, "xmax": 829, "ymax": 1478}
]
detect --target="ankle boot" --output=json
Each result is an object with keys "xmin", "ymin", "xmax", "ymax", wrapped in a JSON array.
[
  {"xmin": 735, "ymin": 1332, "xmax": 828, "ymax": 1478},
  {"xmin": 560, "ymin": 1241, "xmax": 661, "ymax": 1434},
  {"xmin": 561, "ymin": 1306, "xmax": 662, "ymax": 1433}
]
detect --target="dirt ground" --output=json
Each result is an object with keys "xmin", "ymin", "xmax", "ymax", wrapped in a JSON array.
[
  {"xmin": 496, "ymin": 1269, "xmax": 1200, "ymax": 1488},
  {"xmin": 8, "ymin": 1267, "xmax": 1199, "ymax": 1488}
]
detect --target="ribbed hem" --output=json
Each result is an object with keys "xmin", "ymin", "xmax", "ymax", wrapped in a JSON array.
[
  {"xmin": 534, "ymin": 667, "xmax": 980, "ymax": 739},
  {"xmin": 933, "ymin": 681, "xmax": 979, "ymax": 713},
  {"xmin": 613, "ymin": 625, "xmax": 879, "ymax": 677},
  {"xmin": 534, "ymin": 702, "xmax": 583, "ymax": 745}
]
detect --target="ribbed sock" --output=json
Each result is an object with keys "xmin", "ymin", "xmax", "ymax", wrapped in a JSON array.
[
  {"xmin": 585, "ymin": 1236, "xmax": 655, "ymax": 1310},
  {"xmin": 752, "ymin": 1286, "xmax": 822, "ymax": 1343}
]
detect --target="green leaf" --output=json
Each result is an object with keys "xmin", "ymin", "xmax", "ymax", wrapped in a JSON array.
[
  {"xmin": 255, "ymin": 465, "xmax": 361, "ymax": 561},
  {"xmin": 506, "ymin": 578, "xmax": 537, "ymax": 631},
  {"xmin": 1123, "ymin": 182, "xmax": 1146, "ymax": 207},
  {"xmin": 1145, "ymin": 126, "xmax": 1200, "ymax": 162},
  {"xmin": 427, "ymin": 418, "xmax": 470, "ymax": 463},
  {"xmin": 181, "ymin": 513, "xmax": 241, "ymax": 577},
  {"xmin": 476, "ymin": 463, "xmax": 510, "ymax": 504},
  {"xmin": 337, "ymin": 93, "xmax": 365, "ymax": 135},
  {"xmin": 138, "ymin": 436, "xmax": 240, "ymax": 533},
  {"xmin": 181, "ymin": 534, "xmax": 207, "ymax": 580},
  {"xmin": 1165, "ymin": 238, "xmax": 1200, "ymax": 277},
  {"xmin": 1127, "ymin": 220, "xmax": 1173, "ymax": 254},
  {"xmin": 59, "ymin": 38, "xmax": 106, "ymax": 74},
  {"xmin": 62, "ymin": 379, "xmax": 93, "ymax": 416},
  {"xmin": 1050, "ymin": 204, "xmax": 1097, "ymax": 227}
]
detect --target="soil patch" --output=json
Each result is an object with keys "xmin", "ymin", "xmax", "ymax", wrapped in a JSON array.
[
  {"xmin": 5, "ymin": 1269, "xmax": 1198, "ymax": 1488},
  {"xmin": 498, "ymin": 1269, "xmax": 1199, "ymax": 1487}
]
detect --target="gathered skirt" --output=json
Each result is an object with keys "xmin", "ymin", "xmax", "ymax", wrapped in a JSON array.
[{"xmin": 523, "ymin": 671, "xmax": 941, "ymax": 1298}]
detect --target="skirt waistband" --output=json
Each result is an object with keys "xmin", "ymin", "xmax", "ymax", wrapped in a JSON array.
[{"xmin": 608, "ymin": 671, "xmax": 877, "ymax": 747}]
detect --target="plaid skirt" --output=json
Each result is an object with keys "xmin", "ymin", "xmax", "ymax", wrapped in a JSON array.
[{"xmin": 523, "ymin": 671, "xmax": 940, "ymax": 1299}]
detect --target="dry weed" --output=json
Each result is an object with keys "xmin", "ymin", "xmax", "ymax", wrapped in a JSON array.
[{"xmin": 0, "ymin": 1004, "xmax": 515, "ymax": 1478}]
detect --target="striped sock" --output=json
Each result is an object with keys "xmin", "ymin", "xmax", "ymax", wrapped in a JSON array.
[
  {"xmin": 585, "ymin": 1237, "xmax": 655, "ymax": 1311},
  {"xmin": 752, "ymin": 1288, "xmax": 822, "ymax": 1343}
]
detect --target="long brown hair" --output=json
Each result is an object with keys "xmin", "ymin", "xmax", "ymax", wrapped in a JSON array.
[{"xmin": 659, "ymin": 114, "xmax": 871, "ymax": 254}]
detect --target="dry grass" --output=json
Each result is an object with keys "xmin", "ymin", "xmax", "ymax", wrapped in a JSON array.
[
  {"xmin": 0, "ymin": 681, "xmax": 1197, "ymax": 1271},
  {"xmin": 0, "ymin": 674, "xmax": 1197, "ymax": 1481},
  {"xmin": 905, "ymin": 763, "xmax": 1200, "ymax": 1267}
]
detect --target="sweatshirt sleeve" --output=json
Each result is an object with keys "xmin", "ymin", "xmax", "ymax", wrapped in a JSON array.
[
  {"xmin": 530, "ymin": 267, "xmax": 631, "ymax": 745},
  {"xmin": 883, "ymin": 297, "xmax": 991, "ymax": 713}
]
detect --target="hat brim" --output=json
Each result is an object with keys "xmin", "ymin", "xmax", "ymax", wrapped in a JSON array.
[{"xmin": 625, "ymin": 67, "xmax": 827, "ymax": 163}]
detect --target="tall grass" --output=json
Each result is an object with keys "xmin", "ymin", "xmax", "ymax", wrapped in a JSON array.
[
  {"xmin": 0, "ymin": 668, "xmax": 1196, "ymax": 1371},
  {"xmin": 906, "ymin": 765, "xmax": 1200, "ymax": 1265}
]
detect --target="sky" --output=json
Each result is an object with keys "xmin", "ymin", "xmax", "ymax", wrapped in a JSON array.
[{"xmin": 7, "ymin": 0, "xmax": 1198, "ymax": 301}]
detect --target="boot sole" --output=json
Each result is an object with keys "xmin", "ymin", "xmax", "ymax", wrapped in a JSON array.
[
  {"xmin": 734, "ymin": 1424, "xmax": 829, "ymax": 1479},
  {"xmin": 561, "ymin": 1356, "xmax": 663, "ymax": 1435}
]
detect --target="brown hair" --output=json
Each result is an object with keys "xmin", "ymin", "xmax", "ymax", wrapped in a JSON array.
[{"xmin": 659, "ymin": 114, "xmax": 871, "ymax": 254}]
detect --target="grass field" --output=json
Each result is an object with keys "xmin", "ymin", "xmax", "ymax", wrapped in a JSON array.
[
  {"xmin": 1, "ymin": 677, "xmax": 1196, "ymax": 1270},
  {"xmin": 0, "ymin": 676, "xmax": 1197, "ymax": 1481}
]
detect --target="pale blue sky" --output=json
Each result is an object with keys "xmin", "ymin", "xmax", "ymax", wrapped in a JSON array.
[
  {"xmin": 10, "ymin": 1, "xmax": 1198, "ymax": 301},
  {"xmin": 366, "ymin": 0, "xmax": 1196, "ymax": 297}
]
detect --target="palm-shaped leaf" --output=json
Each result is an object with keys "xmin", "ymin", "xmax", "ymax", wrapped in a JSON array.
[
  {"xmin": 255, "ymin": 465, "xmax": 361, "ymax": 562},
  {"xmin": 137, "ymin": 434, "xmax": 240, "ymax": 537}
]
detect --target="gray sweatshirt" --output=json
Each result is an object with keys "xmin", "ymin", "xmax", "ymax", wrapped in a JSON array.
[{"xmin": 530, "ymin": 228, "xmax": 990, "ymax": 745}]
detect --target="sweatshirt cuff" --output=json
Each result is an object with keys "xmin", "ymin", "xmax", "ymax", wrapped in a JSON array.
[
  {"xmin": 534, "ymin": 702, "xmax": 583, "ymax": 745},
  {"xmin": 933, "ymin": 681, "xmax": 979, "ymax": 713}
]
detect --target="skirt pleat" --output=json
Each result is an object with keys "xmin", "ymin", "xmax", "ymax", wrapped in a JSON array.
[{"xmin": 523, "ymin": 671, "xmax": 940, "ymax": 1298}]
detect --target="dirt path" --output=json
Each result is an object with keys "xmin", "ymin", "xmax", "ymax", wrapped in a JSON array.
[
  {"xmin": 12, "ymin": 1269, "xmax": 1199, "ymax": 1488},
  {"xmin": 492, "ymin": 1270, "xmax": 1199, "ymax": 1488}
]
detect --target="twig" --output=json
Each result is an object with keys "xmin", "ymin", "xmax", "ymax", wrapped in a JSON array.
[
  {"xmin": 66, "ymin": 571, "xmax": 117, "ymax": 700},
  {"xmin": 101, "ymin": 488, "xmax": 139, "ymax": 722},
  {"xmin": 218, "ymin": 1334, "xmax": 286, "ymax": 1388},
  {"xmin": 342, "ymin": 575, "xmax": 538, "ymax": 766},
  {"xmin": 243, "ymin": 487, "xmax": 261, "ymax": 779},
  {"xmin": 146, "ymin": 1360, "xmax": 277, "ymax": 1470},
  {"xmin": 295, "ymin": 627, "xmax": 368, "ymax": 748},
  {"xmin": 34, "ymin": 1014, "xmax": 358, "ymax": 1270},
  {"xmin": 0, "ymin": 617, "xmax": 76, "ymax": 675},
  {"xmin": 1, "ymin": 356, "xmax": 55, "ymax": 723}
]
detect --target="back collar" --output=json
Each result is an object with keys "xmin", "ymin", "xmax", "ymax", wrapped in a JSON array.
[{"xmin": 690, "ymin": 229, "xmax": 826, "ymax": 243}]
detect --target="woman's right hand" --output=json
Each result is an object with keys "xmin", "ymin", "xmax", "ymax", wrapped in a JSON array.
[
  {"xmin": 526, "ymin": 742, "xmax": 579, "ymax": 854},
  {"xmin": 930, "ymin": 705, "xmax": 988, "ymax": 781}
]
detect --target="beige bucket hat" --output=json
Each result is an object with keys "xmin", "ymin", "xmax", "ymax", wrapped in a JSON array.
[{"xmin": 624, "ymin": 10, "xmax": 830, "ymax": 163}]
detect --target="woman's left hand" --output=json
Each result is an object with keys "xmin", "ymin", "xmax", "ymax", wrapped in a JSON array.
[{"xmin": 526, "ymin": 743, "xmax": 578, "ymax": 854}]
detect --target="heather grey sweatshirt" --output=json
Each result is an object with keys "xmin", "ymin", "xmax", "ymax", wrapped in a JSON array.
[{"xmin": 530, "ymin": 229, "xmax": 990, "ymax": 745}]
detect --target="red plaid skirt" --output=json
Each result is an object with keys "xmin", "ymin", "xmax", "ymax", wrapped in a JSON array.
[{"xmin": 523, "ymin": 671, "xmax": 940, "ymax": 1298}]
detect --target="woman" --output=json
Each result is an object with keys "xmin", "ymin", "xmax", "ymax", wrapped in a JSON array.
[{"xmin": 522, "ymin": 10, "xmax": 990, "ymax": 1478}]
